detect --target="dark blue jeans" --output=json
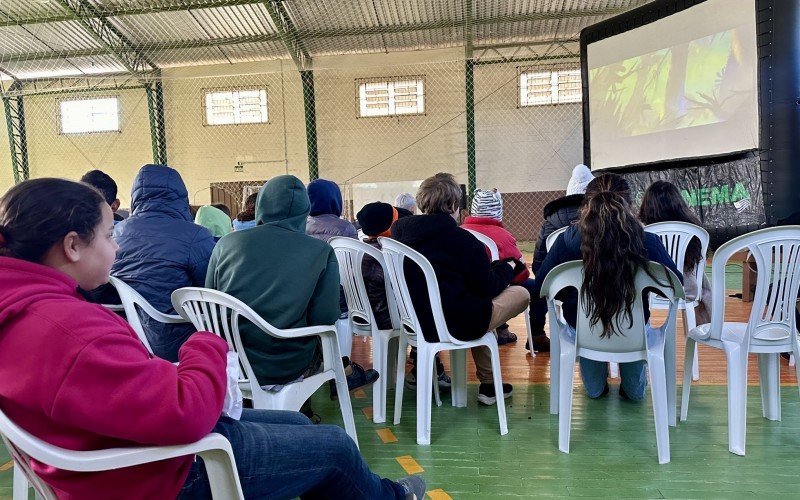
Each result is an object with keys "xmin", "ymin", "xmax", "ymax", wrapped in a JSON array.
[{"xmin": 179, "ymin": 409, "xmax": 405, "ymax": 499}]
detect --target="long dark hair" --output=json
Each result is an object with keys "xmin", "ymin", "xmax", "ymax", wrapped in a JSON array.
[
  {"xmin": 639, "ymin": 180, "xmax": 703, "ymax": 270},
  {"xmin": 0, "ymin": 178, "xmax": 105, "ymax": 263},
  {"xmin": 237, "ymin": 192, "xmax": 258, "ymax": 222},
  {"xmin": 579, "ymin": 173, "xmax": 650, "ymax": 337}
]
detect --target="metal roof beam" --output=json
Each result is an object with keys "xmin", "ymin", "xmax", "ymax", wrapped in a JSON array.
[{"xmin": 262, "ymin": 0, "xmax": 311, "ymax": 71}]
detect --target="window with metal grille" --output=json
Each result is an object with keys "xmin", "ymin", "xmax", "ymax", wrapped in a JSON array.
[
  {"xmin": 204, "ymin": 88, "xmax": 268, "ymax": 126},
  {"xmin": 519, "ymin": 69, "xmax": 582, "ymax": 107},
  {"xmin": 357, "ymin": 76, "xmax": 425, "ymax": 117},
  {"xmin": 59, "ymin": 96, "xmax": 120, "ymax": 134}
]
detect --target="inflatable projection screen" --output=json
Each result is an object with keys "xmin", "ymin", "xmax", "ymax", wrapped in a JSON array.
[{"xmin": 580, "ymin": 0, "xmax": 800, "ymax": 246}]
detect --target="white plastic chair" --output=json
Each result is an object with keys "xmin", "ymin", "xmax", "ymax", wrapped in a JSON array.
[
  {"xmin": 680, "ymin": 226, "xmax": 800, "ymax": 455},
  {"xmin": 379, "ymin": 237, "xmax": 509, "ymax": 445},
  {"xmin": 330, "ymin": 237, "xmax": 401, "ymax": 424},
  {"xmin": 545, "ymin": 226, "xmax": 569, "ymax": 252},
  {"xmin": 171, "ymin": 287, "xmax": 358, "ymax": 446},
  {"xmin": 464, "ymin": 228, "xmax": 534, "ymax": 357},
  {"xmin": 108, "ymin": 276, "xmax": 188, "ymax": 356},
  {"xmin": 645, "ymin": 221, "xmax": 710, "ymax": 382},
  {"xmin": 0, "ymin": 407, "xmax": 243, "ymax": 500},
  {"xmin": 541, "ymin": 260, "xmax": 683, "ymax": 464}
]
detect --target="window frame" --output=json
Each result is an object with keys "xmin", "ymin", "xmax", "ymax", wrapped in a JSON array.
[
  {"xmin": 201, "ymin": 86, "xmax": 270, "ymax": 127},
  {"xmin": 57, "ymin": 95, "xmax": 121, "ymax": 135},
  {"xmin": 517, "ymin": 67, "xmax": 582, "ymax": 108},
  {"xmin": 355, "ymin": 75, "xmax": 426, "ymax": 119}
]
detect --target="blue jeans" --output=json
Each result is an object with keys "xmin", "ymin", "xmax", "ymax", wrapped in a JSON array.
[
  {"xmin": 579, "ymin": 359, "xmax": 647, "ymax": 401},
  {"xmin": 179, "ymin": 409, "xmax": 405, "ymax": 499}
]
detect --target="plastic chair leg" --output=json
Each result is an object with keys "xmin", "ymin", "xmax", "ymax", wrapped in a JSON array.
[
  {"xmin": 332, "ymin": 361, "xmax": 359, "ymax": 448},
  {"xmin": 372, "ymin": 333, "xmax": 388, "ymax": 424},
  {"xmin": 524, "ymin": 306, "xmax": 535, "ymax": 358},
  {"xmin": 488, "ymin": 341, "xmax": 509, "ymax": 436},
  {"xmin": 197, "ymin": 448, "xmax": 245, "ymax": 499},
  {"xmin": 757, "ymin": 353, "xmax": 781, "ymax": 421},
  {"xmin": 609, "ymin": 362, "xmax": 620, "ymax": 379},
  {"xmin": 450, "ymin": 349, "xmax": 467, "ymax": 408},
  {"xmin": 680, "ymin": 337, "xmax": 697, "ymax": 422},
  {"xmin": 393, "ymin": 337, "xmax": 408, "ymax": 425},
  {"xmin": 550, "ymin": 323, "xmax": 561, "ymax": 415},
  {"xmin": 647, "ymin": 354, "xmax": 671, "ymax": 464},
  {"xmin": 416, "ymin": 347, "xmax": 435, "ymax": 445},
  {"xmin": 335, "ymin": 318, "xmax": 353, "ymax": 359},
  {"xmin": 683, "ymin": 306, "xmax": 700, "ymax": 381},
  {"xmin": 12, "ymin": 466, "xmax": 29, "ymax": 500},
  {"xmin": 726, "ymin": 346, "xmax": 748, "ymax": 456},
  {"xmin": 558, "ymin": 344, "xmax": 576, "ymax": 454}
]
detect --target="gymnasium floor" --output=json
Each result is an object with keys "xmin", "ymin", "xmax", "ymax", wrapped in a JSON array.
[{"xmin": 1, "ymin": 280, "xmax": 798, "ymax": 498}]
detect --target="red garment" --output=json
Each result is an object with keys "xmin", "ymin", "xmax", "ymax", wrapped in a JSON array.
[
  {"xmin": 461, "ymin": 216, "xmax": 531, "ymax": 284},
  {"xmin": 0, "ymin": 257, "xmax": 228, "ymax": 500}
]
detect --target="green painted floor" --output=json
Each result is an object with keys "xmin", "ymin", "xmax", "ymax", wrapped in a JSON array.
[{"xmin": 2, "ymin": 383, "xmax": 799, "ymax": 498}]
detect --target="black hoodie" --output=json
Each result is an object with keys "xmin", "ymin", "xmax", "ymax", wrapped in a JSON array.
[
  {"xmin": 391, "ymin": 213, "xmax": 515, "ymax": 342},
  {"xmin": 532, "ymin": 194, "xmax": 584, "ymax": 273}
]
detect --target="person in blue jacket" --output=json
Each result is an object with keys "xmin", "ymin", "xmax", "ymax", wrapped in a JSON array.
[
  {"xmin": 112, "ymin": 164, "xmax": 216, "ymax": 362},
  {"xmin": 529, "ymin": 173, "xmax": 682, "ymax": 400}
]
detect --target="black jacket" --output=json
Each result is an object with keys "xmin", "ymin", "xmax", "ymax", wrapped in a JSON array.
[
  {"xmin": 532, "ymin": 194, "xmax": 584, "ymax": 273},
  {"xmin": 362, "ymin": 238, "xmax": 393, "ymax": 331},
  {"xmin": 392, "ymin": 213, "xmax": 515, "ymax": 342}
]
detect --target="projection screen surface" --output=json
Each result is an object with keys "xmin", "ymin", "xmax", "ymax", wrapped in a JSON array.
[{"xmin": 587, "ymin": 0, "xmax": 758, "ymax": 170}]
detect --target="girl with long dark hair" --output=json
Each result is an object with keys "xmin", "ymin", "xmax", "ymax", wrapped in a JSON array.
[
  {"xmin": 529, "ymin": 173, "xmax": 682, "ymax": 400},
  {"xmin": 639, "ymin": 180, "xmax": 711, "ymax": 324}
]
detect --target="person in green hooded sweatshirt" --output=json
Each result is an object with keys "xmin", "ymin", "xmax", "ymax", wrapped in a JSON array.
[
  {"xmin": 205, "ymin": 175, "xmax": 378, "ymax": 399},
  {"xmin": 195, "ymin": 204, "xmax": 232, "ymax": 241}
]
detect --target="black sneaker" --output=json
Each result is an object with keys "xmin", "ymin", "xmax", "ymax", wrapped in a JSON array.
[
  {"xmin": 397, "ymin": 475, "xmax": 426, "ymax": 500},
  {"xmin": 477, "ymin": 383, "xmax": 513, "ymax": 405},
  {"xmin": 529, "ymin": 334, "xmax": 550, "ymax": 353},
  {"xmin": 330, "ymin": 362, "xmax": 380, "ymax": 400}
]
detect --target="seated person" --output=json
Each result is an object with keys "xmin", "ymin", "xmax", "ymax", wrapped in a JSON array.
[
  {"xmin": 0, "ymin": 178, "xmax": 425, "ymax": 500},
  {"xmin": 195, "ymin": 204, "xmax": 232, "ymax": 241},
  {"xmin": 394, "ymin": 192, "xmax": 418, "ymax": 214},
  {"xmin": 392, "ymin": 173, "xmax": 530, "ymax": 405},
  {"xmin": 112, "ymin": 164, "xmax": 216, "ymax": 362},
  {"xmin": 528, "ymin": 174, "xmax": 682, "ymax": 400},
  {"xmin": 461, "ymin": 188, "xmax": 550, "ymax": 351},
  {"xmin": 80, "ymin": 169, "xmax": 124, "ymax": 223},
  {"xmin": 233, "ymin": 192, "xmax": 258, "ymax": 231},
  {"xmin": 639, "ymin": 180, "xmax": 711, "ymax": 324},
  {"xmin": 357, "ymin": 202, "xmax": 451, "ymax": 390},
  {"xmin": 205, "ymin": 175, "xmax": 377, "ymax": 400}
]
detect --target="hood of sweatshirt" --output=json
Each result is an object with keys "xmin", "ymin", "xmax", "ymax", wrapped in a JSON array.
[
  {"xmin": 307, "ymin": 179, "xmax": 343, "ymax": 217},
  {"xmin": 130, "ymin": 164, "xmax": 192, "ymax": 222},
  {"xmin": 255, "ymin": 175, "xmax": 310, "ymax": 233},
  {"xmin": 195, "ymin": 205, "xmax": 232, "ymax": 238},
  {"xmin": 0, "ymin": 257, "xmax": 79, "ymax": 330}
]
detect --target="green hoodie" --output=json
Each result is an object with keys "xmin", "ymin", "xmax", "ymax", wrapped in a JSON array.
[
  {"xmin": 195, "ymin": 205, "xmax": 232, "ymax": 238},
  {"xmin": 205, "ymin": 175, "xmax": 340, "ymax": 385}
]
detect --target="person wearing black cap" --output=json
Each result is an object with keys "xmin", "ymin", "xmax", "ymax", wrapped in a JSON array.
[{"xmin": 357, "ymin": 202, "xmax": 451, "ymax": 391}]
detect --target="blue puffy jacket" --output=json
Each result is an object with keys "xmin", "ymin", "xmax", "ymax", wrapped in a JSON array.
[{"xmin": 112, "ymin": 165, "xmax": 215, "ymax": 362}]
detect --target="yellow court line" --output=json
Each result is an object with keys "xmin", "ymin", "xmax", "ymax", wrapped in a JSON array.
[
  {"xmin": 362, "ymin": 406, "xmax": 374, "ymax": 420},
  {"xmin": 427, "ymin": 489, "xmax": 453, "ymax": 500},
  {"xmin": 353, "ymin": 389, "xmax": 367, "ymax": 399},
  {"xmin": 395, "ymin": 455, "xmax": 424, "ymax": 474},
  {"xmin": 376, "ymin": 428, "xmax": 398, "ymax": 443},
  {"xmin": 0, "ymin": 461, "xmax": 13, "ymax": 472}
]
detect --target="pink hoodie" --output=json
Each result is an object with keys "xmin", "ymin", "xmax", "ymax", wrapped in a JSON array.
[
  {"xmin": 0, "ymin": 257, "xmax": 229, "ymax": 499},
  {"xmin": 461, "ymin": 216, "xmax": 531, "ymax": 284}
]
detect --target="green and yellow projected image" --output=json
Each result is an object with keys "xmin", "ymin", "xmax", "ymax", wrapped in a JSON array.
[{"xmin": 589, "ymin": 28, "xmax": 752, "ymax": 137}]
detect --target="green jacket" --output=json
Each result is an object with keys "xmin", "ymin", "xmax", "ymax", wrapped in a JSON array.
[
  {"xmin": 205, "ymin": 175, "xmax": 340, "ymax": 385},
  {"xmin": 195, "ymin": 205, "xmax": 232, "ymax": 239}
]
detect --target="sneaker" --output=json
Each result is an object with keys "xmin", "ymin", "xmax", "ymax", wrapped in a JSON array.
[
  {"xmin": 330, "ymin": 362, "xmax": 380, "ymax": 400},
  {"xmin": 496, "ymin": 327, "xmax": 518, "ymax": 346},
  {"xmin": 477, "ymin": 383, "xmax": 513, "ymax": 405},
  {"xmin": 436, "ymin": 371, "xmax": 452, "ymax": 390},
  {"xmin": 397, "ymin": 475, "xmax": 426, "ymax": 500},
  {"xmin": 404, "ymin": 370, "xmax": 452, "ymax": 391},
  {"xmin": 404, "ymin": 370, "xmax": 418, "ymax": 390},
  {"xmin": 528, "ymin": 334, "xmax": 550, "ymax": 353}
]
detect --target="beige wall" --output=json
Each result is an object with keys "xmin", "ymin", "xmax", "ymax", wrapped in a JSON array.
[{"xmin": 0, "ymin": 48, "xmax": 582, "ymax": 204}]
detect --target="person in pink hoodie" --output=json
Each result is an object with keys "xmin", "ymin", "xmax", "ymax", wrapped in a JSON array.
[
  {"xmin": 461, "ymin": 188, "xmax": 549, "ymax": 352},
  {"xmin": 0, "ymin": 178, "xmax": 425, "ymax": 500}
]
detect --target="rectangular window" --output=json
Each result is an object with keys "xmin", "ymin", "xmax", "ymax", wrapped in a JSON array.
[
  {"xmin": 204, "ymin": 88, "xmax": 268, "ymax": 126},
  {"xmin": 519, "ymin": 69, "xmax": 582, "ymax": 107},
  {"xmin": 357, "ymin": 77, "xmax": 425, "ymax": 117},
  {"xmin": 59, "ymin": 97, "xmax": 120, "ymax": 134}
]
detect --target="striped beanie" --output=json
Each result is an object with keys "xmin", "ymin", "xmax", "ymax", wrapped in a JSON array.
[{"xmin": 470, "ymin": 188, "xmax": 503, "ymax": 221}]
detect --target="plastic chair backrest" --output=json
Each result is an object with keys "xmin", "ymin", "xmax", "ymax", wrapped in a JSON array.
[
  {"xmin": 707, "ymin": 226, "xmax": 800, "ymax": 344},
  {"xmin": 644, "ymin": 221, "xmax": 710, "ymax": 301},
  {"xmin": 378, "ymin": 237, "xmax": 461, "ymax": 344},
  {"xmin": 108, "ymin": 276, "xmax": 175, "ymax": 355},
  {"xmin": 330, "ymin": 237, "xmax": 400, "ymax": 333},
  {"xmin": 546, "ymin": 226, "xmax": 569, "ymax": 252},
  {"xmin": 464, "ymin": 228, "xmax": 500, "ymax": 261},
  {"xmin": 541, "ymin": 260, "xmax": 684, "ymax": 353},
  {"xmin": 0, "ymin": 410, "xmax": 57, "ymax": 499}
]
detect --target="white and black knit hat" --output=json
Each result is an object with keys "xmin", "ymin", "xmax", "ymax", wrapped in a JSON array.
[{"xmin": 470, "ymin": 188, "xmax": 503, "ymax": 221}]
